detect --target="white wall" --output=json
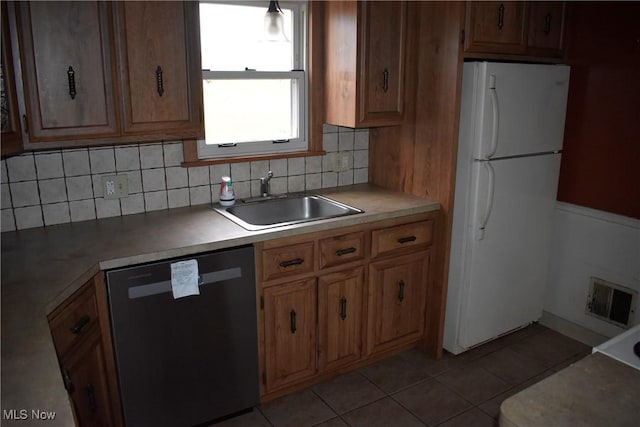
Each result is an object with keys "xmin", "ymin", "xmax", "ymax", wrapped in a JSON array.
[{"xmin": 544, "ymin": 202, "xmax": 640, "ymax": 338}]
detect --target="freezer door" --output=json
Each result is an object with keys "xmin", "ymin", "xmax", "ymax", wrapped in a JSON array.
[
  {"xmin": 466, "ymin": 62, "xmax": 570, "ymax": 159},
  {"xmin": 456, "ymin": 154, "xmax": 561, "ymax": 349}
]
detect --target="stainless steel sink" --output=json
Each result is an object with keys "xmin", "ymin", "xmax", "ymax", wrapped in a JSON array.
[{"xmin": 214, "ymin": 194, "xmax": 364, "ymax": 230}]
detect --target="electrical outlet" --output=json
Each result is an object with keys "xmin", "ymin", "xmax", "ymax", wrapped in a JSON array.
[
  {"xmin": 334, "ymin": 151, "xmax": 352, "ymax": 172},
  {"xmin": 102, "ymin": 175, "xmax": 128, "ymax": 199}
]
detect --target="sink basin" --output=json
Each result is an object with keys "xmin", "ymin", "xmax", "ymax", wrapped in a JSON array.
[{"xmin": 214, "ymin": 194, "xmax": 364, "ymax": 231}]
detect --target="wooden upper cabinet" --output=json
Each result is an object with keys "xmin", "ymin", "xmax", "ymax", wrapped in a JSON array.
[
  {"xmin": 526, "ymin": 2, "xmax": 566, "ymax": 56},
  {"xmin": 114, "ymin": 1, "xmax": 203, "ymax": 138},
  {"xmin": 15, "ymin": 1, "xmax": 119, "ymax": 144},
  {"xmin": 464, "ymin": 1, "xmax": 567, "ymax": 58},
  {"xmin": 324, "ymin": 1, "xmax": 407, "ymax": 128},
  {"xmin": 465, "ymin": 1, "xmax": 527, "ymax": 54},
  {"xmin": 1, "ymin": 2, "xmax": 23, "ymax": 157}
]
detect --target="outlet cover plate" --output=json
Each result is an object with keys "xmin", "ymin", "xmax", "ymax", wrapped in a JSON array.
[
  {"xmin": 102, "ymin": 175, "xmax": 128, "ymax": 199},
  {"xmin": 334, "ymin": 151, "xmax": 352, "ymax": 172}
]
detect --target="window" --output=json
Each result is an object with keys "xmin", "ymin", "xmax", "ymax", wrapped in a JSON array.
[{"xmin": 197, "ymin": 1, "xmax": 307, "ymax": 159}]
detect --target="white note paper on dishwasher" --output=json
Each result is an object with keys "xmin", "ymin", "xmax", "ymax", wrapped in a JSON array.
[{"xmin": 170, "ymin": 259, "xmax": 200, "ymax": 299}]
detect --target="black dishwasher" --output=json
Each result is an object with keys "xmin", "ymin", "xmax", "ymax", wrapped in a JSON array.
[{"xmin": 105, "ymin": 245, "xmax": 258, "ymax": 427}]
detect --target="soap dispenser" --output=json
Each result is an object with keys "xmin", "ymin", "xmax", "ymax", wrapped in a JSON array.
[{"xmin": 219, "ymin": 176, "xmax": 235, "ymax": 206}]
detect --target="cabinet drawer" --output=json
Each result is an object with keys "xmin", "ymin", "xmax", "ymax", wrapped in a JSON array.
[
  {"xmin": 319, "ymin": 231, "xmax": 365, "ymax": 269},
  {"xmin": 371, "ymin": 220, "xmax": 433, "ymax": 258},
  {"xmin": 261, "ymin": 241, "xmax": 315, "ymax": 282},
  {"xmin": 49, "ymin": 284, "xmax": 99, "ymax": 357}
]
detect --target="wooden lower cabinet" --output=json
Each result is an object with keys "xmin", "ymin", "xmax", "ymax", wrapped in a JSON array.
[
  {"xmin": 257, "ymin": 213, "xmax": 439, "ymax": 400},
  {"xmin": 366, "ymin": 250, "xmax": 430, "ymax": 355},
  {"xmin": 61, "ymin": 328, "xmax": 114, "ymax": 427},
  {"xmin": 47, "ymin": 274, "xmax": 122, "ymax": 427},
  {"xmin": 263, "ymin": 278, "xmax": 317, "ymax": 392},
  {"xmin": 318, "ymin": 266, "xmax": 364, "ymax": 371}
]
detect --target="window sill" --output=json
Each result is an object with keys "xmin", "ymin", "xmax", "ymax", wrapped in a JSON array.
[{"xmin": 181, "ymin": 144, "xmax": 326, "ymax": 167}]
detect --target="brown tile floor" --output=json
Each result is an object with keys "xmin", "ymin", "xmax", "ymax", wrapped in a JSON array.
[{"xmin": 213, "ymin": 324, "xmax": 592, "ymax": 427}]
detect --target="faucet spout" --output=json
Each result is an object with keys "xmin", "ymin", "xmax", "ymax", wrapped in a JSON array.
[{"xmin": 260, "ymin": 171, "xmax": 274, "ymax": 197}]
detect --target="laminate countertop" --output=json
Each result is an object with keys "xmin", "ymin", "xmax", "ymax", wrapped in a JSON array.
[
  {"xmin": 499, "ymin": 352, "xmax": 640, "ymax": 427},
  {"xmin": 0, "ymin": 184, "xmax": 439, "ymax": 426}
]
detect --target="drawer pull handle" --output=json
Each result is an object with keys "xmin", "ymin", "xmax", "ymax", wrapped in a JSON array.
[
  {"xmin": 335, "ymin": 247, "xmax": 357, "ymax": 257},
  {"xmin": 85, "ymin": 384, "xmax": 97, "ymax": 413},
  {"xmin": 398, "ymin": 280, "xmax": 405, "ymax": 302},
  {"xmin": 397, "ymin": 236, "xmax": 417, "ymax": 244},
  {"xmin": 543, "ymin": 13, "xmax": 552, "ymax": 35},
  {"xmin": 61, "ymin": 368, "xmax": 73, "ymax": 392},
  {"xmin": 156, "ymin": 65, "xmax": 164, "ymax": 96},
  {"xmin": 382, "ymin": 68, "xmax": 389, "ymax": 93},
  {"xmin": 67, "ymin": 66, "xmax": 77, "ymax": 100},
  {"xmin": 290, "ymin": 310, "xmax": 297, "ymax": 334},
  {"xmin": 70, "ymin": 315, "xmax": 91, "ymax": 335},
  {"xmin": 279, "ymin": 258, "xmax": 304, "ymax": 268},
  {"xmin": 340, "ymin": 297, "xmax": 347, "ymax": 320}
]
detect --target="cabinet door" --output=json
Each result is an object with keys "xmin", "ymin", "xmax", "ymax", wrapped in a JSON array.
[
  {"xmin": 115, "ymin": 1, "xmax": 203, "ymax": 138},
  {"xmin": 1, "ymin": 3, "xmax": 23, "ymax": 156},
  {"xmin": 15, "ymin": 1, "xmax": 119, "ymax": 143},
  {"xmin": 366, "ymin": 251, "xmax": 430, "ymax": 355},
  {"xmin": 465, "ymin": 1, "xmax": 527, "ymax": 54},
  {"xmin": 263, "ymin": 278, "xmax": 317, "ymax": 392},
  {"xmin": 358, "ymin": 1, "xmax": 407, "ymax": 126},
  {"xmin": 61, "ymin": 329, "xmax": 115, "ymax": 427},
  {"xmin": 527, "ymin": 2, "xmax": 566, "ymax": 56},
  {"xmin": 318, "ymin": 267, "xmax": 364, "ymax": 371}
]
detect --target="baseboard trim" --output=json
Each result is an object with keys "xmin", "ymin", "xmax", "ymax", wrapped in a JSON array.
[{"xmin": 539, "ymin": 311, "xmax": 609, "ymax": 347}]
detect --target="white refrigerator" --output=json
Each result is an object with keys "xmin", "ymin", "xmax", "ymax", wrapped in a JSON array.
[{"xmin": 444, "ymin": 61, "xmax": 570, "ymax": 354}]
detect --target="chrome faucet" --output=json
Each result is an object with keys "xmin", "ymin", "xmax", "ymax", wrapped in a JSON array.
[{"xmin": 260, "ymin": 171, "xmax": 273, "ymax": 197}]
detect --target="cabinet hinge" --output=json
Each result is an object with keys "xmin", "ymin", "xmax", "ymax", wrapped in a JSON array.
[{"xmin": 460, "ymin": 29, "xmax": 465, "ymax": 44}]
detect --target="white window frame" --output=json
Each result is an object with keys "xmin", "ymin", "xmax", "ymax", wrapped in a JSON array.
[{"xmin": 197, "ymin": 1, "xmax": 308, "ymax": 159}]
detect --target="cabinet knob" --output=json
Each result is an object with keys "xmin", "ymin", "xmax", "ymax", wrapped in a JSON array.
[
  {"xmin": 335, "ymin": 247, "xmax": 357, "ymax": 257},
  {"xmin": 340, "ymin": 297, "xmax": 347, "ymax": 320},
  {"xmin": 398, "ymin": 280, "xmax": 405, "ymax": 302},
  {"xmin": 85, "ymin": 384, "xmax": 97, "ymax": 413},
  {"xmin": 497, "ymin": 4, "xmax": 505, "ymax": 30},
  {"xmin": 397, "ymin": 236, "xmax": 417, "ymax": 244}
]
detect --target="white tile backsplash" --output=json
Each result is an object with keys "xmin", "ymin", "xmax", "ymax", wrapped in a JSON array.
[
  {"xmin": 35, "ymin": 152, "xmax": 64, "ymax": 179},
  {"xmin": 7, "ymin": 154, "xmax": 37, "ymax": 182},
  {"xmin": 66, "ymin": 176, "xmax": 94, "ymax": 201},
  {"xmin": 10, "ymin": 181, "xmax": 40, "ymax": 207},
  {"xmin": 14, "ymin": 206, "xmax": 43, "ymax": 229},
  {"xmin": 166, "ymin": 167, "xmax": 188, "ymax": 189},
  {"xmin": 62, "ymin": 150, "xmax": 91, "ymax": 177},
  {"xmin": 142, "ymin": 169, "xmax": 166, "ymax": 192},
  {"xmin": 2, "ymin": 125, "xmax": 368, "ymax": 231},
  {"xmin": 43, "ymin": 202, "xmax": 70, "ymax": 226},
  {"xmin": 69, "ymin": 199, "xmax": 96, "ymax": 222},
  {"xmin": 1, "ymin": 208, "xmax": 16, "ymax": 232},
  {"xmin": 39, "ymin": 178, "xmax": 67, "ymax": 204},
  {"xmin": 115, "ymin": 146, "xmax": 141, "ymax": 172},
  {"xmin": 139, "ymin": 144, "xmax": 164, "ymax": 169},
  {"xmin": 188, "ymin": 166, "xmax": 210, "ymax": 187},
  {"xmin": 89, "ymin": 148, "xmax": 116, "ymax": 174}
]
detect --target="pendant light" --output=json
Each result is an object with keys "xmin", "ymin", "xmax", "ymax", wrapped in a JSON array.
[{"xmin": 264, "ymin": 0, "xmax": 289, "ymax": 42}]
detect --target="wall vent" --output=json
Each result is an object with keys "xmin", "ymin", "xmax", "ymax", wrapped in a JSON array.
[{"xmin": 586, "ymin": 277, "xmax": 637, "ymax": 328}]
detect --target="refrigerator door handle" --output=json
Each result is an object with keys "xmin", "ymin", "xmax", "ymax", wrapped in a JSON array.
[
  {"xmin": 486, "ymin": 74, "xmax": 499, "ymax": 159},
  {"xmin": 477, "ymin": 161, "xmax": 495, "ymax": 240}
]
